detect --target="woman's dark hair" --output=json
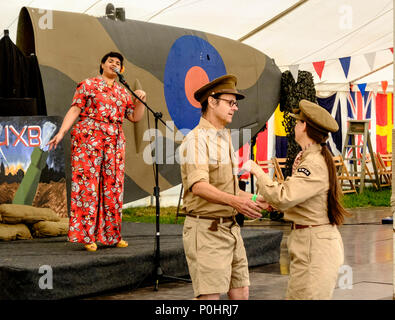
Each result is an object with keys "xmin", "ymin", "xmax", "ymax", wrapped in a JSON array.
[
  {"xmin": 99, "ymin": 51, "xmax": 124, "ymax": 74},
  {"xmin": 305, "ymin": 123, "xmax": 350, "ymax": 225}
]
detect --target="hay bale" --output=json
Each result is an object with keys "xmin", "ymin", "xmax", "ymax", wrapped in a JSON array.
[
  {"xmin": 0, "ymin": 204, "xmax": 60, "ymax": 225},
  {"xmin": 0, "ymin": 223, "xmax": 33, "ymax": 241},
  {"xmin": 32, "ymin": 218, "xmax": 69, "ymax": 238}
]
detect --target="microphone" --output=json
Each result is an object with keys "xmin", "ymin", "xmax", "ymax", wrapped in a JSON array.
[{"xmin": 113, "ymin": 67, "xmax": 126, "ymax": 83}]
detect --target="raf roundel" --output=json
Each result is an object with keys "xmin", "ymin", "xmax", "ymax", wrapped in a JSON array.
[{"xmin": 164, "ymin": 35, "xmax": 226, "ymax": 130}]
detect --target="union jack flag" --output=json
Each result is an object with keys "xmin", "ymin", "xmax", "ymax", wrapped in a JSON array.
[{"xmin": 346, "ymin": 91, "xmax": 373, "ymax": 159}]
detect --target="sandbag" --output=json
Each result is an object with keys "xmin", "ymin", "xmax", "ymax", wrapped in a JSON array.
[
  {"xmin": 0, "ymin": 223, "xmax": 33, "ymax": 241},
  {"xmin": 0, "ymin": 204, "xmax": 60, "ymax": 224},
  {"xmin": 32, "ymin": 218, "xmax": 69, "ymax": 238}
]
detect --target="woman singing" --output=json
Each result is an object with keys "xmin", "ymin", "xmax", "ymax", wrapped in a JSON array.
[{"xmin": 48, "ymin": 52, "xmax": 146, "ymax": 252}]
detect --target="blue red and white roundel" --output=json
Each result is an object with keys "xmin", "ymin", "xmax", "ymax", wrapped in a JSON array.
[{"xmin": 164, "ymin": 35, "xmax": 226, "ymax": 130}]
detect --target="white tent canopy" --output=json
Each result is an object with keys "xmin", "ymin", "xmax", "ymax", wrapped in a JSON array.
[{"xmin": 0, "ymin": 0, "xmax": 393, "ymax": 91}]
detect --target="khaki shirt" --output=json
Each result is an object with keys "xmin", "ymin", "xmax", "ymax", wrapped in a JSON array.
[
  {"xmin": 179, "ymin": 117, "xmax": 239, "ymax": 217},
  {"xmin": 256, "ymin": 144, "xmax": 330, "ymax": 225}
]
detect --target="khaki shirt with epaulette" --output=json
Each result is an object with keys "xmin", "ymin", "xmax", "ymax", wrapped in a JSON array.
[
  {"xmin": 256, "ymin": 144, "xmax": 330, "ymax": 225},
  {"xmin": 179, "ymin": 117, "xmax": 239, "ymax": 217}
]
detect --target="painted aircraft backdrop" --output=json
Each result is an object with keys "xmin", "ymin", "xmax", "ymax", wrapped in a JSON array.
[{"xmin": 16, "ymin": 7, "xmax": 281, "ymax": 204}]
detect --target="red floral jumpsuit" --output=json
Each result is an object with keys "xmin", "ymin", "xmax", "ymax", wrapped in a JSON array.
[{"xmin": 67, "ymin": 76, "xmax": 135, "ymax": 245}]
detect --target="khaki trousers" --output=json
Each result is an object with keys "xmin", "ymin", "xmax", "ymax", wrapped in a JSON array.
[
  {"xmin": 286, "ymin": 224, "xmax": 344, "ymax": 300},
  {"xmin": 182, "ymin": 216, "xmax": 250, "ymax": 297}
]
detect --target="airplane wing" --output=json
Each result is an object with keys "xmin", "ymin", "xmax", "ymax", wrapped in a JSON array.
[{"xmin": 17, "ymin": 7, "xmax": 281, "ymax": 203}]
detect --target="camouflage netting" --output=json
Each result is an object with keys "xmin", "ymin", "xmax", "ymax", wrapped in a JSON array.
[
  {"xmin": 280, "ymin": 70, "xmax": 317, "ymax": 178},
  {"xmin": 266, "ymin": 70, "xmax": 317, "ymax": 221}
]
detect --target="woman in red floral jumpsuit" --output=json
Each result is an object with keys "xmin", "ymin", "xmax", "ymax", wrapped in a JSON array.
[{"xmin": 48, "ymin": 52, "xmax": 146, "ymax": 251}]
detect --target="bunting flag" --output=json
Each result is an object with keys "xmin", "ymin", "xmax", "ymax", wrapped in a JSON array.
[
  {"xmin": 312, "ymin": 61, "xmax": 325, "ymax": 80},
  {"xmin": 357, "ymin": 83, "xmax": 367, "ymax": 97},
  {"xmin": 289, "ymin": 64, "xmax": 299, "ymax": 83},
  {"xmin": 346, "ymin": 91, "xmax": 373, "ymax": 159},
  {"xmin": 285, "ymin": 48, "xmax": 391, "ymax": 82},
  {"xmin": 376, "ymin": 93, "xmax": 393, "ymax": 154},
  {"xmin": 364, "ymin": 52, "xmax": 376, "ymax": 71},
  {"xmin": 339, "ymin": 57, "xmax": 351, "ymax": 78},
  {"xmin": 274, "ymin": 106, "xmax": 288, "ymax": 158},
  {"xmin": 317, "ymin": 93, "xmax": 343, "ymax": 154},
  {"xmin": 381, "ymin": 80, "xmax": 388, "ymax": 94}
]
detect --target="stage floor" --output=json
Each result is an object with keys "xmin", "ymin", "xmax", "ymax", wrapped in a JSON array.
[
  {"xmin": 84, "ymin": 207, "xmax": 393, "ymax": 301},
  {"xmin": 0, "ymin": 222, "xmax": 283, "ymax": 300}
]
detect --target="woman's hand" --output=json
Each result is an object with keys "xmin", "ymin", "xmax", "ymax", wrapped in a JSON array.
[
  {"xmin": 128, "ymin": 90, "xmax": 146, "ymax": 123},
  {"xmin": 255, "ymin": 195, "xmax": 271, "ymax": 211},
  {"xmin": 242, "ymin": 160, "xmax": 264, "ymax": 177},
  {"xmin": 47, "ymin": 131, "xmax": 65, "ymax": 151},
  {"xmin": 46, "ymin": 106, "xmax": 81, "ymax": 150},
  {"xmin": 133, "ymin": 90, "xmax": 146, "ymax": 103}
]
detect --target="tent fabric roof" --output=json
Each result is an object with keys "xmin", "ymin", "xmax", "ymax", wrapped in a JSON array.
[{"xmin": 1, "ymin": 0, "xmax": 393, "ymax": 90}]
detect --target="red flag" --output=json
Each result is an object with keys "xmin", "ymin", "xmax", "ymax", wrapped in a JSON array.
[
  {"xmin": 238, "ymin": 143, "xmax": 251, "ymax": 179},
  {"xmin": 313, "ymin": 61, "xmax": 325, "ymax": 80},
  {"xmin": 237, "ymin": 124, "xmax": 269, "ymax": 179},
  {"xmin": 255, "ymin": 130, "xmax": 268, "ymax": 162},
  {"xmin": 390, "ymin": 47, "xmax": 393, "ymax": 54},
  {"xmin": 376, "ymin": 93, "xmax": 393, "ymax": 155}
]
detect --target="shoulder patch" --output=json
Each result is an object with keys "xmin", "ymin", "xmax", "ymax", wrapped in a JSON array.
[{"xmin": 297, "ymin": 167, "xmax": 311, "ymax": 176}]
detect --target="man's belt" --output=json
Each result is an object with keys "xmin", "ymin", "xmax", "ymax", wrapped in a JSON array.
[
  {"xmin": 292, "ymin": 223, "xmax": 331, "ymax": 230},
  {"xmin": 186, "ymin": 214, "xmax": 236, "ymax": 231}
]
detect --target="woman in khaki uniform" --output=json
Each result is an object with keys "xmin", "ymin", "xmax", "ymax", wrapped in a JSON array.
[{"xmin": 244, "ymin": 99, "xmax": 349, "ymax": 300}]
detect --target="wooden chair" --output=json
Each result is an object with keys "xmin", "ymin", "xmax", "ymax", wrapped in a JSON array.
[
  {"xmin": 375, "ymin": 152, "xmax": 392, "ymax": 186},
  {"xmin": 379, "ymin": 152, "xmax": 392, "ymax": 178},
  {"xmin": 272, "ymin": 157, "xmax": 286, "ymax": 183},
  {"xmin": 257, "ymin": 158, "xmax": 285, "ymax": 183},
  {"xmin": 256, "ymin": 159, "xmax": 275, "ymax": 174},
  {"xmin": 363, "ymin": 153, "xmax": 379, "ymax": 190},
  {"xmin": 333, "ymin": 155, "xmax": 359, "ymax": 194}
]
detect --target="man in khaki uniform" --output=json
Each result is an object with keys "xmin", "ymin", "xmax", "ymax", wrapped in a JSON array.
[
  {"xmin": 179, "ymin": 75, "xmax": 267, "ymax": 300},
  {"xmin": 244, "ymin": 99, "xmax": 346, "ymax": 300}
]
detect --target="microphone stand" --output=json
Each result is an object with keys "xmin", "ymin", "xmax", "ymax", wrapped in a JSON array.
[{"xmin": 116, "ymin": 73, "xmax": 190, "ymax": 291}]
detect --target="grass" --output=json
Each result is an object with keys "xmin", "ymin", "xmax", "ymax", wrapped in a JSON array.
[
  {"xmin": 341, "ymin": 186, "xmax": 391, "ymax": 208},
  {"xmin": 122, "ymin": 187, "xmax": 392, "ymax": 224},
  {"xmin": 123, "ymin": 206, "xmax": 184, "ymax": 224}
]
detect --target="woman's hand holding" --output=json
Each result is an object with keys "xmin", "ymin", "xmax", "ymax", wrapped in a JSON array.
[
  {"xmin": 242, "ymin": 160, "xmax": 264, "ymax": 177},
  {"xmin": 255, "ymin": 195, "xmax": 271, "ymax": 211}
]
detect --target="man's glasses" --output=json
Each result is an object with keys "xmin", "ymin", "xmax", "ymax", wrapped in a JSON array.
[{"xmin": 216, "ymin": 97, "xmax": 238, "ymax": 108}]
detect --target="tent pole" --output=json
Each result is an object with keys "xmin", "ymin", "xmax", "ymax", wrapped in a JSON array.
[
  {"xmin": 238, "ymin": 0, "xmax": 309, "ymax": 42},
  {"xmin": 350, "ymin": 62, "xmax": 393, "ymax": 83}
]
